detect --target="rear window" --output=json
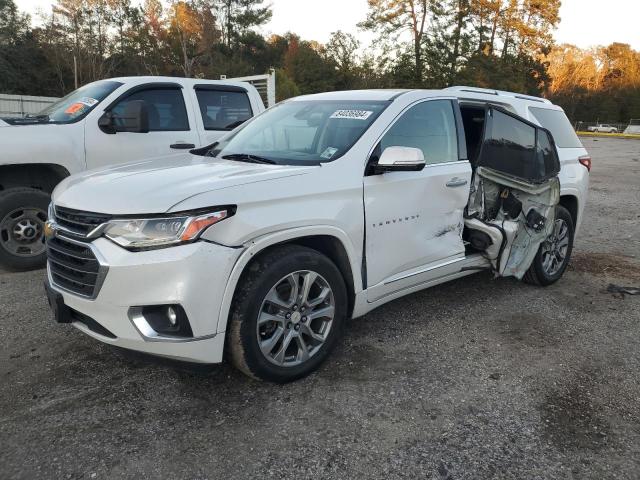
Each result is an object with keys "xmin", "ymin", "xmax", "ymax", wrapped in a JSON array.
[
  {"xmin": 529, "ymin": 107, "xmax": 583, "ymax": 148},
  {"xmin": 195, "ymin": 88, "xmax": 253, "ymax": 131}
]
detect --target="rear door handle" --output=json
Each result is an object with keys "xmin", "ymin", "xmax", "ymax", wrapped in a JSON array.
[
  {"xmin": 170, "ymin": 142, "xmax": 196, "ymax": 150},
  {"xmin": 446, "ymin": 177, "xmax": 468, "ymax": 188}
]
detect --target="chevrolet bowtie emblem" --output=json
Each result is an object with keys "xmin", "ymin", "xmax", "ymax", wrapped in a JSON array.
[{"xmin": 44, "ymin": 221, "xmax": 56, "ymax": 239}]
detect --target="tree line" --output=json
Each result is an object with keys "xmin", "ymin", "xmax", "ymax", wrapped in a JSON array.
[{"xmin": 1, "ymin": 0, "xmax": 639, "ymax": 123}]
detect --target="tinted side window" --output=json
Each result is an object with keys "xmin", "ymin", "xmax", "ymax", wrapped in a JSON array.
[
  {"xmin": 537, "ymin": 130, "xmax": 560, "ymax": 178},
  {"xmin": 481, "ymin": 109, "xmax": 536, "ymax": 178},
  {"xmin": 195, "ymin": 89, "xmax": 253, "ymax": 130},
  {"xmin": 112, "ymin": 88, "xmax": 189, "ymax": 131},
  {"xmin": 529, "ymin": 107, "xmax": 582, "ymax": 148},
  {"xmin": 380, "ymin": 100, "xmax": 458, "ymax": 165}
]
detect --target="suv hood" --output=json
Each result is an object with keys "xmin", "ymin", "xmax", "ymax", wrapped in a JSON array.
[{"xmin": 53, "ymin": 154, "xmax": 315, "ymax": 214}]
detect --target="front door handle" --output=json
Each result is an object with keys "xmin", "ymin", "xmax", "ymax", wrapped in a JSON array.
[
  {"xmin": 446, "ymin": 177, "xmax": 468, "ymax": 188},
  {"xmin": 170, "ymin": 142, "xmax": 196, "ymax": 150}
]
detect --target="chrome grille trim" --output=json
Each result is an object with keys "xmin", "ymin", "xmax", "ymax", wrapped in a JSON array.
[
  {"xmin": 46, "ymin": 234, "xmax": 109, "ymax": 299},
  {"xmin": 53, "ymin": 205, "xmax": 111, "ymax": 239}
]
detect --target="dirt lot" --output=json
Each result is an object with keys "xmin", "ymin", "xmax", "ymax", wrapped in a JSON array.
[{"xmin": 1, "ymin": 137, "xmax": 639, "ymax": 479}]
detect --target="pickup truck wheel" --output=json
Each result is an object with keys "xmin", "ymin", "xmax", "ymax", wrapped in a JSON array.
[
  {"xmin": 523, "ymin": 205, "xmax": 574, "ymax": 286},
  {"xmin": 228, "ymin": 245, "xmax": 347, "ymax": 383},
  {"xmin": 0, "ymin": 188, "xmax": 50, "ymax": 271}
]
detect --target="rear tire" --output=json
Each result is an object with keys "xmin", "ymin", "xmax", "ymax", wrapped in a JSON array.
[
  {"xmin": 228, "ymin": 244, "xmax": 348, "ymax": 383},
  {"xmin": 523, "ymin": 205, "xmax": 574, "ymax": 286},
  {"xmin": 0, "ymin": 187, "xmax": 50, "ymax": 271}
]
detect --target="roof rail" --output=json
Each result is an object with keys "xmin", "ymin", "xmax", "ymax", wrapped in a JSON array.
[{"xmin": 445, "ymin": 86, "xmax": 552, "ymax": 104}]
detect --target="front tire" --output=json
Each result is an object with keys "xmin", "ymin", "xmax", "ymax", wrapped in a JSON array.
[
  {"xmin": 228, "ymin": 245, "xmax": 348, "ymax": 383},
  {"xmin": 523, "ymin": 205, "xmax": 574, "ymax": 286},
  {"xmin": 0, "ymin": 187, "xmax": 50, "ymax": 271}
]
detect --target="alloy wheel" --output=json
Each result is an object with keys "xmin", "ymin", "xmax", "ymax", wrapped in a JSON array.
[
  {"xmin": 257, "ymin": 270, "xmax": 335, "ymax": 367},
  {"xmin": 541, "ymin": 218, "xmax": 570, "ymax": 277}
]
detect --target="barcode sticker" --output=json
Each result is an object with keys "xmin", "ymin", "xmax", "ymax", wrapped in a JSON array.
[{"xmin": 330, "ymin": 110, "xmax": 373, "ymax": 120}]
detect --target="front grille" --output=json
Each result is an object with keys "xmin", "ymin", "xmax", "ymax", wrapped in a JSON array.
[
  {"xmin": 54, "ymin": 206, "xmax": 111, "ymax": 236},
  {"xmin": 47, "ymin": 235, "xmax": 103, "ymax": 297}
]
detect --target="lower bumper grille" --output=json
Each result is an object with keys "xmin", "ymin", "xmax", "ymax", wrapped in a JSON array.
[{"xmin": 47, "ymin": 235, "xmax": 105, "ymax": 298}]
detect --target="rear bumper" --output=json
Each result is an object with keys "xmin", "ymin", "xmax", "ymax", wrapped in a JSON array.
[{"xmin": 47, "ymin": 237, "xmax": 243, "ymax": 363}]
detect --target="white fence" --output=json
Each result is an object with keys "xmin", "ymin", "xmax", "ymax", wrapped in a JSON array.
[
  {"xmin": 223, "ymin": 70, "xmax": 276, "ymax": 108},
  {"xmin": 0, "ymin": 94, "xmax": 59, "ymax": 118}
]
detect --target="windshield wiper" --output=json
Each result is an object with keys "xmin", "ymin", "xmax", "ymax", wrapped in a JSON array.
[
  {"xmin": 222, "ymin": 153, "xmax": 277, "ymax": 165},
  {"xmin": 24, "ymin": 114, "xmax": 50, "ymax": 122},
  {"xmin": 224, "ymin": 120, "xmax": 247, "ymax": 130}
]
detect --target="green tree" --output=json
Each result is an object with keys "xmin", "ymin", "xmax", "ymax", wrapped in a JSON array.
[
  {"xmin": 215, "ymin": 0, "xmax": 271, "ymax": 49},
  {"xmin": 325, "ymin": 30, "xmax": 361, "ymax": 89},
  {"xmin": 360, "ymin": 0, "xmax": 431, "ymax": 83}
]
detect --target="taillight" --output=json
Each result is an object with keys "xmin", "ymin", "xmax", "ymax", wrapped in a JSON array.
[{"xmin": 579, "ymin": 155, "xmax": 592, "ymax": 172}]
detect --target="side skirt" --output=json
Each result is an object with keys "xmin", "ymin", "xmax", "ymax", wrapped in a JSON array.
[{"xmin": 351, "ymin": 254, "xmax": 491, "ymax": 318}]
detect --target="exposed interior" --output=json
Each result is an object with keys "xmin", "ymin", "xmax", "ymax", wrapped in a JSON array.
[
  {"xmin": 460, "ymin": 104, "xmax": 486, "ymax": 167},
  {"xmin": 458, "ymin": 103, "xmax": 560, "ymax": 279}
]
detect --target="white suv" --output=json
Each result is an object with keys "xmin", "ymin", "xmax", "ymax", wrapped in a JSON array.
[{"xmin": 44, "ymin": 87, "xmax": 590, "ymax": 382}]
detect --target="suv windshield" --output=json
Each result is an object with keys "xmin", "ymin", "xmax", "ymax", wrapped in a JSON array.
[
  {"xmin": 210, "ymin": 100, "xmax": 389, "ymax": 165},
  {"xmin": 34, "ymin": 80, "xmax": 122, "ymax": 124}
]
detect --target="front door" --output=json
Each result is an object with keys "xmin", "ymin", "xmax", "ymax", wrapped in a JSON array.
[
  {"xmin": 364, "ymin": 99, "xmax": 472, "ymax": 302},
  {"xmin": 85, "ymin": 85, "xmax": 201, "ymax": 169}
]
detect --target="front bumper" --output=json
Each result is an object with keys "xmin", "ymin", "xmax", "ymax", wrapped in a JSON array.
[{"xmin": 47, "ymin": 237, "xmax": 243, "ymax": 363}]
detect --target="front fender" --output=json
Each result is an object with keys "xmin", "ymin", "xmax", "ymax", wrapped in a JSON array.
[{"xmin": 214, "ymin": 225, "xmax": 362, "ymax": 334}]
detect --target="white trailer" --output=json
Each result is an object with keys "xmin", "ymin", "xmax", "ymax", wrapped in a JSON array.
[{"xmin": 0, "ymin": 94, "xmax": 59, "ymax": 118}]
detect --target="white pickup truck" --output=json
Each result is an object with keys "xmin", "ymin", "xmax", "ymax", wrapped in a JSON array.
[
  {"xmin": 587, "ymin": 124, "xmax": 618, "ymax": 133},
  {"xmin": 0, "ymin": 76, "xmax": 266, "ymax": 270},
  {"xmin": 44, "ymin": 87, "xmax": 591, "ymax": 383}
]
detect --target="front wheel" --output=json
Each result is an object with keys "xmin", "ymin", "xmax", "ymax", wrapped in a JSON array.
[
  {"xmin": 523, "ymin": 205, "xmax": 574, "ymax": 286},
  {"xmin": 228, "ymin": 245, "xmax": 348, "ymax": 383},
  {"xmin": 0, "ymin": 187, "xmax": 50, "ymax": 271}
]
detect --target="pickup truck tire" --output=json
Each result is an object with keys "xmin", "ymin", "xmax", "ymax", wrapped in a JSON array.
[
  {"xmin": 228, "ymin": 245, "xmax": 347, "ymax": 383},
  {"xmin": 0, "ymin": 187, "xmax": 50, "ymax": 271},
  {"xmin": 523, "ymin": 205, "xmax": 574, "ymax": 286}
]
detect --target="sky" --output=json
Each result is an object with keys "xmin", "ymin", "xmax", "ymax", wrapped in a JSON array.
[{"xmin": 16, "ymin": 0, "xmax": 640, "ymax": 50}]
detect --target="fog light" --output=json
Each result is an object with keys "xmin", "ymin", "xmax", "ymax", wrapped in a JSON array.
[
  {"xmin": 167, "ymin": 306, "xmax": 177, "ymax": 326},
  {"xmin": 132, "ymin": 304, "xmax": 193, "ymax": 338}
]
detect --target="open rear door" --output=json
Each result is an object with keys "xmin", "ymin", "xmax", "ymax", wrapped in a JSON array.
[{"xmin": 464, "ymin": 107, "xmax": 561, "ymax": 279}]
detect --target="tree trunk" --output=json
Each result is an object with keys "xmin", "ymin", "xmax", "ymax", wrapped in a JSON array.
[{"xmin": 449, "ymin": 0, "xmax": 466, "ymax": 85}]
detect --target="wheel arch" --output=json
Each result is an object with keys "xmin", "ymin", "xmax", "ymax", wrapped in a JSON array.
[
  {"xmin": 0, "ymin": 164, "xmax": 70, "ymax": 194},
  {"xmin": 559, "ymin": 194, "xmax": 579, "ymax": 227},
  {"xmin": 215, "ymin": 226, "xmax": 362, "ymax": 334}
]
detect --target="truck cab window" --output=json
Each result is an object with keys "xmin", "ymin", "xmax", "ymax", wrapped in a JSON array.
[
  {"xmin": 380, "ymin": 100, "xmax": 458, "ymax": 165},
  {"xmin": 112, "ymin": 88, "xmax": 189, "ymax": 132},
  {"xmin": 195, "ymin": 89, "xmax": 253, "ymax": 131}
]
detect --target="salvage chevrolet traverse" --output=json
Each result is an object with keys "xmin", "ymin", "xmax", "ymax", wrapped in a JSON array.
[{"xmin": 44, "ymin": 87, "xmax": 590, "ymax": 382}]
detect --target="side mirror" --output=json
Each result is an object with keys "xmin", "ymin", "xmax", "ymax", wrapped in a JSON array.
[
  {"xmin": 99, "ymin": 100, "xmax": 150, "ymax": 134},
  {"xmin": 374, "ymin": 146, "xmax": 426, "ymax": 174}
]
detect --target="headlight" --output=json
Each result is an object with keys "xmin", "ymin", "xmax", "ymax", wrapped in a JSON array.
[{"xmin": 104, "ymin": 208, "xmax": 232, "ymax": 250}]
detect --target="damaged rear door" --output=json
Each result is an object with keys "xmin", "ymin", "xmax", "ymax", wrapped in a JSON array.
[
  {"xmin": 363, "ymin": 99, "xmax": 472, "ymax": 301},
  {"xmin": 465, "ymin": 107, "xmax": 561, "ymax": 278}
]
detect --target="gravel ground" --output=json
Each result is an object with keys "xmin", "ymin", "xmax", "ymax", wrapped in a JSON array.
[{"xmin": 1, "ymin": 137, "xmax": 639, "ymax": 479}]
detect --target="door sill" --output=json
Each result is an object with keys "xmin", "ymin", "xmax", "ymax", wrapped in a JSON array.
[{"xmin": 366, "ymin": 254, "xmax": 490, "ymax": 304}]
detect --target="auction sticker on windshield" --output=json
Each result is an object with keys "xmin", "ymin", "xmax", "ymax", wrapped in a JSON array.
[
  {"xmin": 78, "ymin": 97, "xmax": 99, "ymax": 107},
  {"xmin": 320, "ymin": 147, "xmax": 339, "ymax": 159},
  {"xmin": 330, "ymin": 110, "xmax": 373, "ymax": 120}
]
